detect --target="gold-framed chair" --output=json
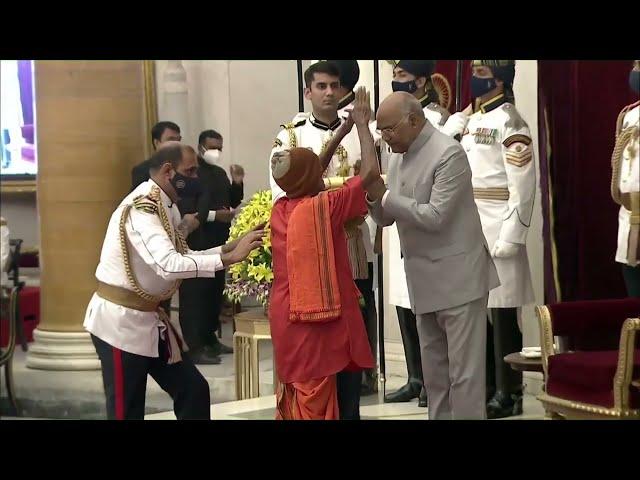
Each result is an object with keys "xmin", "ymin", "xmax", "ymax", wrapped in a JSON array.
[{"xmin": 536, "ymin": 298, "xmax": 640, "ymax": 419}]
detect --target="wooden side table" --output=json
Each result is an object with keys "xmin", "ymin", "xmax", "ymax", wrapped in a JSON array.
[
  {"xmin": 504, "ymin": 352, "xmax": 544, "ymax": 375},
  {"xmin": 233, "ymin": 307, "xmax": 276, "ymax": 400}
]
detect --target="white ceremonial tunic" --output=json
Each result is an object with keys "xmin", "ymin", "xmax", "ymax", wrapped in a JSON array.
[
  {"xmin": 460, "ymin": 97, "xmax": 535, "ymax": 308},
  {"xmin": 269, "ymin": 111, "xmax": 374, "ymax": 266},
  {"xmin": 83, "ymin": 180, "xmax": 224, "ymax": 357},
  {"xmin": 615, "ymin": 105, "xmax": 640, "ymax": 266}
]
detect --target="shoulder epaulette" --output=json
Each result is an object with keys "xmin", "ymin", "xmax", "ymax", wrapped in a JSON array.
[
  {"xmin": 616, "ymin": 101, "xmax": 640, "ymax": 137},
  {"xmin": 279, "ymin": 121, "xmax": 303, "ymax": 149},
  {"xmin": 132, "ymin": 194, "xmax": 159, "ymax": 215},
  {"xmin": 427, "ymin": 102, "xmax": 451, "ymax": 126},
  {"xmin": 281, "ymin": 119, "xmax": 306, "ymax": 129},
  {"xmin": 501, "ymin": 103, "xmax": 528, "ymax": 131}
]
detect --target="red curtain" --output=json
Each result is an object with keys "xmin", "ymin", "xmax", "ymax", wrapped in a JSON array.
[
  {"xmin": 435, "ymin": 61, "xmax": 472, "ymax": 113},
  {"xmin": 539, "ymin": 60, "xmax": 638, "ymax": 301}
]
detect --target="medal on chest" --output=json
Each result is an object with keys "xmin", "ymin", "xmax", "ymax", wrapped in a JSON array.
[{"xmin": 473, "ymin": 127, "xmax": 498, "ymax": 145}]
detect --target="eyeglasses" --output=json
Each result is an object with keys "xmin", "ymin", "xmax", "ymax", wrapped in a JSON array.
[{"xmin": 376, "ymin": 113, "xmax": 410, "ymax": 137}]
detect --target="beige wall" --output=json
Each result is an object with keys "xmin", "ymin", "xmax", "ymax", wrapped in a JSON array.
[{"xmin": 155, "ymin": 60, "xmax": 301, "ymax": 199}]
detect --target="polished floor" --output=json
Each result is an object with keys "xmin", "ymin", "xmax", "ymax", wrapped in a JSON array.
[{"xmin": 145, "ymin": 379, "xmax": 546, "ymax": 420}]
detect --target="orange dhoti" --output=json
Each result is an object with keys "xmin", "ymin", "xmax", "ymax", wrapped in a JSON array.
[{"xmin": 276, "ymin": 376, "xmax": 339, "ymax": 420}]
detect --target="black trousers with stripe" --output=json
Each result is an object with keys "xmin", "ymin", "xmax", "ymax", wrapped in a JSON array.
[{"xmin": 91, "ymin": 334, "xmax": 211, "ymax": 420}]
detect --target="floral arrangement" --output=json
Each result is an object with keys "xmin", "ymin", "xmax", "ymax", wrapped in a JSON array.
[{"xmin": 224, "ymin": 190, "xmax": 272, "ymax": 308}]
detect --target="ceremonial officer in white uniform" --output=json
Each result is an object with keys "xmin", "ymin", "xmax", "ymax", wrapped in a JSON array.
[
  {"xmin": 269, "ymin": 60, "xmax": 370, "ymax": 418},
  {"xmin": 84, "ymin": 143, "xmax": 263, "ymax": 420},
  {"xmin": 612, "ymin": 60, "xmax": 640, "ymax": 297},
  {"xmin": 446, "ymin": 60, "xmax": 536, "ymax": 418},
  {"xmin": 382, "ymin": 60, "xmax": 458, "ymax": 406}
]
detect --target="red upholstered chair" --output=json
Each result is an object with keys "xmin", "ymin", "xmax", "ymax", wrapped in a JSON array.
[{"xmin": 536, "ymin": 298, "xmax": 640, "ymax": 419}]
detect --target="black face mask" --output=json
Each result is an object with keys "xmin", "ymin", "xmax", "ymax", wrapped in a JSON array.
[
  {"xmin": 170, "ymin": 172, "xmax": 201, "ymax": 199},
  {"xmin": 629, "ymin": 70, "xmax": 640, "ymax": 94},
  {"xmin": 471, "ymin": 75, "xmax": 497, "ymax": 99},
  {"xmin": 392, "ymin": 80, "xmax": 418, "ymax": 94}
]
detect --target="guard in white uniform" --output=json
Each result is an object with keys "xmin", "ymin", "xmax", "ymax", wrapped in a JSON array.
[
  {"xmin": 382, "ymin": 60, "xmax": 455, "ymax": 407},
  {"xmin": 84, "ymin": 144, "xmax": 262, "ymax": 420},
  {"xmin": 451, "ymin": 60, "xmax": 535, "ymax": 418},
  {"xmin": 612, "ymin": 60, "xmax": 640, "ymax": 297}
]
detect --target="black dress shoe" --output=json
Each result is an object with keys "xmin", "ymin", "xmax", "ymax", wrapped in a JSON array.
[
  {"xmin": 360, "ymin": 371, "xmax": 378, "ymax": 395},
  {"xmin": 418, "ymin": 386, "xmax": 428, "ymax": 408},
  {"xmin": 384, "ymin": 380, "xmax": 422, "ymax": 403},
  {"xmin": 209, "ymin": 340, "xmax": 233, "ymax": 356},
  {"xmin": 487, "ymin": 390, "xmax": 520, "ymax": 419},
  {"xmin": 512, "ymin": 394, "xmax": 523, "ymax": 416},
  {"xmin": 190, "ymin": 348, "xmax": 222, "ymax": 365}
]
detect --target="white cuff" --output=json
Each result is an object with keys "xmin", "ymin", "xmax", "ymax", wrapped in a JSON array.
[
  {"xmin": 381, "ymin": 190, "xmax": 390, "ymax": 207},
  {"xmin": 207, "ymin": 210, "xmax": 216, "ymax": 222}
]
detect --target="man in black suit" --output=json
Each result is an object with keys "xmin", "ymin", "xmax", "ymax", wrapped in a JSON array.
[
  {"xmin": 131, "ymin": 121, "xmax": 182, "ymax": 191},
  {"xmin": 178, "ymin": 129, "xmax": 244, "ymax": 364}
]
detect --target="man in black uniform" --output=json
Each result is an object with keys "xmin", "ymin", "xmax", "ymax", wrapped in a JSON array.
[{"xmin": 178, "ymin": 129, "xmax": 244, "ymax": 364}]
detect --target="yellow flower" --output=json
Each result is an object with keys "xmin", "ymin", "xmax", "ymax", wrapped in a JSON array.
[{"xmin": 227, "ymin": 189, "xmax": 273, "ymax": 301}]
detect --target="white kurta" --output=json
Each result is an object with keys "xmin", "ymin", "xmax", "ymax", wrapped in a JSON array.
[
  {"xmin": 461, "ymin": 101, "xmax": 535, "ymax": 308},
  {"xmin": 615, "ymin": 105, "xmax": 639, "ymax": 266}
]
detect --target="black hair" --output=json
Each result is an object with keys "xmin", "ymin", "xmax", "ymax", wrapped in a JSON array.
[
  {"xmin": 151, "ymin": 121, "xmax": 180, "ymax": 146},
  {"xmin": 304, "ymin": 61, "xmax": 340, "ymax": 88},
  {"xmin": 198, "ymin": 129, "xmax": 223, "ymax": 146}
]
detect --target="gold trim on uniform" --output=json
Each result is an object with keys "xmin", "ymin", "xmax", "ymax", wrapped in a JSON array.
[
  {"xmin": 132, "ymin": 195, "xmax": 159, "ymax": 215},
  {"xmin": 616, "ymin": 101, "xmax": 639, "ymax": 136},
  {"xmin": 505, "ymin": 145, "xmax": 533, "ymax": 167},
  {"xmin": 282, "ymin": 122, "xmax": 298, "ymax": 149},
  {"xmin": 345, "ymin": 217, "xmax": 368, "ymax": 280},
  {"xmin": 320, "ymin": 135, "xmax": 349, "ymax": 177},
  {"xmin": 120, "ymin": 185, "xmax": 187, "ymax": 304},
  {"xmin": 96, "ymin": 281, "xmax": 159, "ymax": 312},
  {"xmin": 473, "ymin": 187, "xmax": 510, "ymax": 201},
  {"xmin": 477, "ymin": 93, "xmax": 506, "ymax": 114},
  {"xmin": 611, "ymin": 125, "xmax": 639, "ymax": 209},
  {"xmin": 503, "ymin": 134, "xmax": 532, "ymax": 148}
]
